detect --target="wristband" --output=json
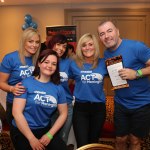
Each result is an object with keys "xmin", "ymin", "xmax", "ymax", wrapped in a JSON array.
[
  {"xmin": 46, "ymin": 132, "xmax": 53, "ymax": 140},
  {"xmin": 137, "ymin": 69, "xmax": 143, "ymax": 77},
  {"xmin": 136, "ymin": 69, "xmax": 143, "ymax": 79}
]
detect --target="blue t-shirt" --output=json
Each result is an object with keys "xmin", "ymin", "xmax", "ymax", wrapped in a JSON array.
[
  {"xmin": 104, "ymin": 39, "xmax": 150, "ymax": 109},
  {"xmin": 12, "ymin": 76, "xmax": 66, "ymax": 129},
  {"xmin": 59, "ymin": 58, "xmax": 73, "ymax": 104},
  {"xmin": 0, "ymin": 51, "xmax": 34, "ymax": 103},
  {"xmin": 69, "ymin": 58, "xmax": 107, "ymax": 103}
]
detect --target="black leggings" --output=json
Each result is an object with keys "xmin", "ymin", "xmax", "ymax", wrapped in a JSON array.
[
  {"xmin": 12, "ymin": 126, "xmax": 68, "ymax": 150},
  {"xmin": 6, "ymin": 101, "xmax": 13, "ymax": 128},
  {"xmin": 73, "ymin": 101, "xmax": 106, "ymax": 148},
  {"xmin": 6, "ymin": 101, "xmax": 15, "ymax": 147}
]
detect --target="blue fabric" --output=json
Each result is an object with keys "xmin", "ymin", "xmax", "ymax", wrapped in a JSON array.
[
  {"xmin": 69, "ymin": 58, "xmax": 107, "ymax": 103},
  {"xmin": 59, "ymin": 58, "xmax": 73, "ymax": 104},
  {"xmin": 12, "ymin": 76, "xmax": 66, "ymax": 129},
  {"xmin": 0, "ymin": 51, "xmax": 34, "ymax": 103},
  {"xmin": 104, "ymin": 39, "xmax": 150, "ymax": 109}
]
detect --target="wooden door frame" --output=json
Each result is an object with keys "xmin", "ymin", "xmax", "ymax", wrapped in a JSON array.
[
  {"xmin": 64, "ymin": 8, "xmax": 150, "ymax": 95},
  {"xmin": 65, "ymin": 8, "xmax": 150, "ymax": 46}
]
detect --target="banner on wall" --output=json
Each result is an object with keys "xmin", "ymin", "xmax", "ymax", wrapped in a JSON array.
[{"xmin": 46, "ymin": 25, "xmax": 77, "ymax": 50}]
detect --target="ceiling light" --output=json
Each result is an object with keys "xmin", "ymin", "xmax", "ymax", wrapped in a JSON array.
[{"xmin": 1, "ymin": 0, "xmax": 4, "ymax": 2}]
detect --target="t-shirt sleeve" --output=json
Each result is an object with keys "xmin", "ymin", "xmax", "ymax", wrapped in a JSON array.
[
  {"xmin": 0, "ymin": 54, "xmax": 14, "ymax": 73},
  {"xmin": 57, "ymin": 85, "xmax": 67, "ymax": 104},
  {"xmin": 136, "ymin": 42, "xmax": 150, "ymax": 63},
  {"xmin": 104, "ymin": 50, "xmax": 109, "ymax": 60},
  {"xmin": 100, "ymin": 58, "xmax": 108, "ymax": 75},
  {"xmin": 68, "ymin": 60, "xmax": 75, "ymax": 79}
]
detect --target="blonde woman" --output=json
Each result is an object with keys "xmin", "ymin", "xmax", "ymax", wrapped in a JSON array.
[
  {"xmin": 0, "ymin": 27, "xmax": 41, "ymax": 144},
  {"xmin": 69, "ymin": 33, "xmax": 107, "ymax": 148}
]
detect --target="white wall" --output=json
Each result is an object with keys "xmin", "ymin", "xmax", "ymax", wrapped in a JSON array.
[
  {"xmin": 0, "ymin": 4, "xmax": 65, "ymax": 61},
  {"xmin": 0, "ymin": 2, "xmax": 150, "ymax": 61}
]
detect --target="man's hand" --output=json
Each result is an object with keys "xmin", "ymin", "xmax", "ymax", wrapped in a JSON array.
[{"xmin": 118, "ymin": 68, "xmax": 136, "ymax": 80}]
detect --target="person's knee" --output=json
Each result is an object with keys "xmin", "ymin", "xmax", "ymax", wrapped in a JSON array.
[
  {"xmin": 129, "ymin": 134, "xmax": 141, "ymax": 145},
  {"xmin": 115, "ymin": 136, "xmax": 129, "ymax": 150},
  {"xmin": 116, "ymin": 135, "xmax": 128, "ymax": 144}
]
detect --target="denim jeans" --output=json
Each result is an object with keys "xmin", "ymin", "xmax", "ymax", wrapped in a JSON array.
[{"xmin": 51, "ymin": 103, "xmax": 73, "ymax": 143}]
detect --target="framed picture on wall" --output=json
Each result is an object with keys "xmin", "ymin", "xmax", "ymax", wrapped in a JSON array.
[{"xmin": 46, "ymin": 25, "xmax": 77, "ymax": 50}]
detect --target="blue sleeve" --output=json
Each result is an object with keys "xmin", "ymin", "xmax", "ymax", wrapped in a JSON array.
[
  {"xmin": 0, "ymin": 54, "xmax": 14, "ymax": 73},
  {"xmin": 57, "ymin": 85, "xmax": 67, "ymax": 104},
  {"xmin": 136, "ymin": 42, "xmax": 150, "ymax": 63},
  {"xmin": 100, "ymin": 58, "xmax": 108, "ymax": 75},
  {"xmin": 68, "ymin": 60, "xmax": 74, "ymax": 79},
  {"xmin": 104, "ymin": 50, "xmax": 109, "ymax": 60}
]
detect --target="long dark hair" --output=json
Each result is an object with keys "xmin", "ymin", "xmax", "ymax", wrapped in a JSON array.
[
  {"xmin": 32, "ymin": 49, "xmax": 60, "ymax": 85},
  {"xmin": 48, "ymin": 34, "xmax": 68, "ymax": 59}
]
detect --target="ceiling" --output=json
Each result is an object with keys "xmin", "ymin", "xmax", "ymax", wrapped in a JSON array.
[{"xmin": 1, "ymin": 0, "xmax": 150, "ymax": 6}]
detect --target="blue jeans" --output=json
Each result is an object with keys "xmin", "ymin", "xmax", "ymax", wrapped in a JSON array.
[{"xmin": 51, "ymin": 103, "xmax": 73, "ymax": 143}]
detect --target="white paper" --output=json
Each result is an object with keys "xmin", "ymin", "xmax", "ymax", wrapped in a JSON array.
[{"xmin": 107, "ymin": 62, "xmax": 127, "ymax": 87}]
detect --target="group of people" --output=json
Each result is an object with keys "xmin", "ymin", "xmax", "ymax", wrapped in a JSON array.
[{"xmin": 0, "ymin": 20, "xmax": 150, "ymax": 150}]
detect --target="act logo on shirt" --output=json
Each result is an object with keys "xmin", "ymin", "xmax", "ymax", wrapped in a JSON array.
[
  {"xmin": 20, "ymin": 66, "xmax": 35, "ymax": 78},
  {"xmin": 33, "ymin": 91, "xmax": 57, "ymax": 107},
  {"xmin": 60, "ymin": 72, "xmax": 68, "ymax": 82},
  {"xmin": 81, "ymin": 72, "xmax": 103, "ymax": 84}
]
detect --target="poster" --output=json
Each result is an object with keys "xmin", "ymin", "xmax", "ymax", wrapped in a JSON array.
[{"xmin": 46, "ymin": 25, "xmax": 77, "ymax": 50}]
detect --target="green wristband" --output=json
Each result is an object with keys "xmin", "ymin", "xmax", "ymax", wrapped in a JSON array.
[
  {"xmin": 137, "ymin": 69, "xmax": 143, "ymax": 77},
  {"xmin": 46, "ymin": 132, "xmax": 53, "ymax": 140}
]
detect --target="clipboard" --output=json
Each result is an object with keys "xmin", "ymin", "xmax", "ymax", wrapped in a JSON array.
[{"xmin": 105, "ymin": 55, "xmax": 129, "ymax": 90}]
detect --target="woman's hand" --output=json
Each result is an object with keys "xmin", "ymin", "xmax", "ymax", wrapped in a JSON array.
[
  {"xmin": 39, "ymin": 134, "xmax": 51, "ymax": 147},
  {"xmin": 11, "ymin": 82, "xmax": 26, "ymax": 96},
  {"xmin": 29, "ymin": 137, "xmax": 45, "ymax": 150}
]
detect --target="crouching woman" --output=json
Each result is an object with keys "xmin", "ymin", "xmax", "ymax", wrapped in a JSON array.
[{"xmin": 12, "ymin": 50, "xmax": 68, "ymax": 150}]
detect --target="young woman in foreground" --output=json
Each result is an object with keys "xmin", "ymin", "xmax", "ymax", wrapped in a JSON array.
[{"xmin": 12, "ymin": 50, "xmax": 68, "ymax": 150}]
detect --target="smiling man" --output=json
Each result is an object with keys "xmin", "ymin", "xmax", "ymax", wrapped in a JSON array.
[{"xmin": 98, "ymin": 20, "xmax": 150, "ymax": 150}]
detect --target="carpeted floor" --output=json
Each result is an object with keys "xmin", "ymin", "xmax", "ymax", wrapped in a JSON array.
[
  {"xmin": 99, "ymin": 138, "xmax": 115, "ymax": 148},
  {"xmin": 0, "ymin": 132, "xmax": 14, "ymax": 150},
  {"xmin": 99, "ymin": 137, "xmax": 150, "ymax": 150},
  {"xmin": 1, "ymin": 132, "xmax": 150, "ymax": 150}
]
